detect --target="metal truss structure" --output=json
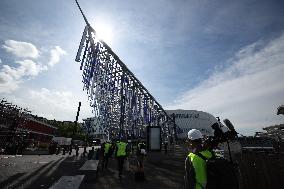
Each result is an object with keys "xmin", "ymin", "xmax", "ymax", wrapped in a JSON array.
[{"xmin": 75, "ymin": 0, "xmax": 178, "ymax": 140}]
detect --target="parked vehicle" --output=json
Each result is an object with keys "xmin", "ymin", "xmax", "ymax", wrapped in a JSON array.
[
  {"xmin": 92, "ymin": 138, "xmax": 101, "ymax": 146},
  {"xmin": 52, "ymin": 137, "xmax": 72, "ymax": 146}
]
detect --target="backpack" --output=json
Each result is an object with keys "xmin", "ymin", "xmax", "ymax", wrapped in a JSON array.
[{"xmin": 196, "ymin": 152, "xmax": 239, "ymax": 189}]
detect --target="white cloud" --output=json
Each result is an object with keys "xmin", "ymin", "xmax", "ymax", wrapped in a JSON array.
[
  {"xmin": 0, "ymin": 59, "xmax": 47, "ymax": 93},
  {"xmin": 0, "ymin": 69, "xmax": 21, "ymax": 92},
  {"xmin": 6, "ymin": 88, "xmax": 93, "ymax": 121},
  {"xmin": 0, "ymin": 39, "xmax": 66, "ymax": 93},
  {"xmin": 16, "ymin": 60, "xmax": 47, "ymax": 77},
  {"xmin": 2, "ymin": 40, "xmax": 39, "ymax": 59},
  {"xmin": 48, "ymin": 46, "xmax": 66, "ymax": 66},
  {"xmin": 0, "ymin": 58, "xmax": 2, "ymax": 64},
  {"xmin": 167, "ymin": 33, "xmax": 284, "ymax": 131}
]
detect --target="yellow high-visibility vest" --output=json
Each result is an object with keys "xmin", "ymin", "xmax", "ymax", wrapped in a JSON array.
[
  {"xmin": 188, "ymin": 150, "xmax": 213, "ymax": 189},
  {"xmin": 116, "ymin": 141, "xmax": 127, "ymax": 157},
  {"xmin": 104, "ymin": 143, "xmax": 112, "ymax": 154}
]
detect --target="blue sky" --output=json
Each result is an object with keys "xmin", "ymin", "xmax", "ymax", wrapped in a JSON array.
[{"xmin": 0, "ymin": 0, "xmax": 284, "ymax": 135}]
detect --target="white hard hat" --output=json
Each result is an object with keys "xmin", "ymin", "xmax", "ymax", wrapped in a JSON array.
[{"xmin": 188, "ymin": 129, "xmax": 203, "ymax": 140}]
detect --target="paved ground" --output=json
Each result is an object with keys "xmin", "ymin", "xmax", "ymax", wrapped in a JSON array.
[
  {"xmin": 1, "ymin": 145, "xmax": 283, "ymax": 189},
  {"xmin": 87, "ymin": 144, "xmax": 186, "ymax": 189},
  {"xmin": 0, "ymin": 145, "xmax": 186, "ymax": 189},
  {"xmin": 0, "ymin": 147, "xmax": 96, "ymax": 189},
  {"xmin": 239, "ymin": 151, "xmax": 284, "ymax": 189}
]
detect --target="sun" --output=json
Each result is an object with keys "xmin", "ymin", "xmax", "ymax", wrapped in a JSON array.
[{"xmin": 94, "ymin": 21, "xmax": 114, "ymax": 44}]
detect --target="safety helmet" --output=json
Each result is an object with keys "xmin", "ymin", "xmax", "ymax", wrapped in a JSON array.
[{"xmin": 187, "ymin": 129, "xmax": 203, "ymax": 140}]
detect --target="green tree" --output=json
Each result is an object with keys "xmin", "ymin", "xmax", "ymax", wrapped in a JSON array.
[{"xmin": 56, "ymin": 122, "xmax": 87, "ymax": 140}]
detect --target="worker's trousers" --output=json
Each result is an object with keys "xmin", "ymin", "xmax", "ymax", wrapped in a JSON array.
[{"xmin": 117, "ymin": 156, "xmax": 126, "ymax": 176}]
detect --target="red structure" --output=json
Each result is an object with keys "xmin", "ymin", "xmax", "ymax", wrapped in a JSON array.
[
  {"xmin": 23, "ymin": 117, "xmax": 57, "ymax": 143},
  {"xmin": 0, "ymin": 99, "xmax": 58, "ymax": 154}
]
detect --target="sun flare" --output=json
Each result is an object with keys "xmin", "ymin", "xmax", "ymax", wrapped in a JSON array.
[{"xmin": 94, "ymin": 22, "xmax": 113, "ymax": 44}]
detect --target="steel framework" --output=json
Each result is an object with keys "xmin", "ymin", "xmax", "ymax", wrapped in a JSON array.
[{"xmin": 75, "ymin": 0, "xmax": 178, "ymax": 140}]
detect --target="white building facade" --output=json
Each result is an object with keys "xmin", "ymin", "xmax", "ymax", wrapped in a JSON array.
[{"xmin": 82, "ymin": 117, "xmax": 107, "ymax": 139}]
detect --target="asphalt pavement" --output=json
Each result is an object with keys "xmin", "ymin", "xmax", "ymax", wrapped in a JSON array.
[
  {"xmin": 2, "ymin": 145, "xmax": 282, "ymax": 189},
  {"xmin": 0, "ymin": 145, "xmax": 186, "ymax": 189}
]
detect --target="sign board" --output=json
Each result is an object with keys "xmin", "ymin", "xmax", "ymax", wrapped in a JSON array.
[{"xmin": 147, "ymin": 126, "xmax": 161, "ymax": 151}]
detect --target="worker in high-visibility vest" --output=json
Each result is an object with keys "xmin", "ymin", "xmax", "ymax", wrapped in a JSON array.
[
  {"xmin": 184, "ymin": 129, "xmax": 213, "ymax": 189},
  {"xmin": 115, "ymin": 139, "xmax": 128, "ymax": 179},
  {"xmin": 102, "ymin": 140, "xmax": 112, "ymax": 170}
]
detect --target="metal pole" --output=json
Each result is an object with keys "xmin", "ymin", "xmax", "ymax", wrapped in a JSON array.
[
  {"xmin": 71, "ymin": 101, "xmax": 81, "ymax": 155},
  {"xmin": 74, "ymin": 101, "xmax": 82, "ymax": 136},
  {"xmin": 75, "ymin": 0, "xmax": 90, "ymax": 26}
]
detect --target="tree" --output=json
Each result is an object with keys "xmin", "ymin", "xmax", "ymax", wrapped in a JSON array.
[{"xmin": 56, "ymin": 121, "xmax": 87, "ymax": 141}]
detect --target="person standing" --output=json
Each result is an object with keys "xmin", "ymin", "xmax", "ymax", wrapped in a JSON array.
[
  {"xmin": 137, "ymin": 140, "xmax": 146, "ymax": 170},
  {"xmin": 83, "ymin": 145, "xmax": 87, "ymax": 157},
  {"xmin": 108, "ymin": 141, "xmax": 116, "ymax": 159},
  {"xmin": 102, "ymin": 140, "xmax": 112, "ymax": 169},
  {"xmin": 115, "ymin": 139, "xmax": 128, "ymax": 179},
  {"xmin": 164, "ymin": 140, "xmax": 168, "ymax": 154},
  {"xmin": 184, "ymin": 129, "xmax": 213, "ymax": 189},
  {"xmin": 75, "ymin": 144, "xmax": 79, "ymax": 156},
  {"xmin": 69, "ymin": 143, "xmax": 72, "ymax": 155}
]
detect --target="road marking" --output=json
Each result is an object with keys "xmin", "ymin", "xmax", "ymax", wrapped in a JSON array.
[
  {"xmin": 79, "ymin": 160, "xmax": 99, "ymax": 171},
  {"xmin": 5, "ymin": 157, "xmax": 66, "ymax": 189},
  {"xmin": 49, "ymin": 175, "xmax": 85, "ymax": 189},
  {"xmin": 1, "ymin": 155, "xmax": 22, "ymax": 159},
  {"xmin": 46, "ymin": 158, "xmax": 66, "ymax": 177},
  {"xmin": 32, "ymin": 161, "xmax": 49, "ymax": 164}
]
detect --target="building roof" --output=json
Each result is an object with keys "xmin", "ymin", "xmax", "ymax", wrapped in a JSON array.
[
  {"xmin": 28, "ymin": 117, "xmax": 57, "ymax": 129},
  {"xmin": 263, "ymin": 124, "xmax": 284, "ymax": 131}
]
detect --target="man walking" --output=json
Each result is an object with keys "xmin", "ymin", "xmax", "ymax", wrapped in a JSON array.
[
  {"xmin": 102, "ymin": 140, "xmax": 112, "ymax": 170},
  {"xmin": 115, "ymin": 139, "xmax": 128, "ymax": 179}
]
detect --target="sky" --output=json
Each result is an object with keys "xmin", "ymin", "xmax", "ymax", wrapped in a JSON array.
[{"xmin": 0, "ymin": 0, "xmax": 284, "ymax": 136}]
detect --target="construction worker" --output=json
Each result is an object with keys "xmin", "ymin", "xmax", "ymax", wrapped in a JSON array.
[
  {"xmin": 184, "ymin": 129, "xmax": 213, "ymax": 189},
  {"xmin": 115, "ymin": 139, "xmax": 128, "ymax": 179},
  {"xmin": 102, "ymin": 140, "xmax": 112, "ymax": 170}
]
